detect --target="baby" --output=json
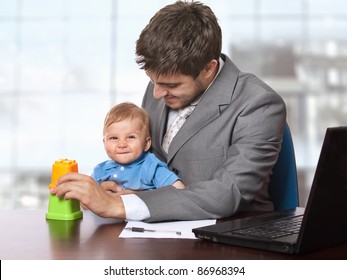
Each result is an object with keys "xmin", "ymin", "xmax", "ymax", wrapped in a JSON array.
[{"xmin": 92, "ymin": 102, "xmax": 185, "ymax": 190}]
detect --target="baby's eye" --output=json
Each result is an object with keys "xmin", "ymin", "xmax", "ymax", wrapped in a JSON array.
[
  {"xmin": 128, "ymin": 135, "xmax": 136, "ymax": 139},
  {"xmin": 110, "ymin": 136, "xmax": 118, "ymax": 140}
]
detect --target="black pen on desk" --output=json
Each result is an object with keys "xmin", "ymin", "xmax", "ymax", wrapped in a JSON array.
[{"xmin": 124, "ymin": 227, "xmax": 181, "ymax": 236}]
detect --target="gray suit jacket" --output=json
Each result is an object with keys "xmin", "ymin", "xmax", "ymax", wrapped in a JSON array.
[{"xmin": 137, "ymin": 54, "xmax": 286, "ymax": 222}]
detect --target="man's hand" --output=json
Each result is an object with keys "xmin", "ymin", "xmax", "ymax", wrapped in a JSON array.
[{"xmin": 50, "ymin": 173, "xmax": 126, "ymax": 219}]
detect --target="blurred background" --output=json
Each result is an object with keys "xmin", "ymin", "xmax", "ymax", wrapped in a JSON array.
[{"xmin": 1, "ymin": 0, "xmax": 346, "ymax": 210}]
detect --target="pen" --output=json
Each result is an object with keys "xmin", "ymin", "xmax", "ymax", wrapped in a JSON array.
[{"xmin": 124, "ymin": 227, "xmax": 181, "ymax": 235}]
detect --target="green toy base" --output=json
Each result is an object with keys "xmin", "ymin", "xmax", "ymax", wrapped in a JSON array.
[
  {"xmin": 46, "ymin": 210, "xmax": 83, "ymax": 221},
  {"xmin": 46, "ymin": 194, "xmax": 83, "ymax": 221}
]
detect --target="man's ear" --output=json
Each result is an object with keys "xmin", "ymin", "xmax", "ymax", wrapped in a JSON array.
[
  {"xmin": 144, "ymin": 136, "xmax": 151, "ymax": 151},
  {"xmin": 203, "ymin": 59, "xmax": 218, "ymax": 79}
]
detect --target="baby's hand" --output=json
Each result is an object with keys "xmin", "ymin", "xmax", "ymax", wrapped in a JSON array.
[
  {"xmin": 100, "ymin": 181, "xmax": 139, "ymax": 195},
  {"xmin": 172, "ymin": 180, "xmax": 185, "ymax": 189},
  {"xmin": 100, "ymin": 181, "xmax": 121, "ymax": 193}
]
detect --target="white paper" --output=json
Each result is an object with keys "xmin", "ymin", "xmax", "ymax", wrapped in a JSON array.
[{"xmin": 119, "ymin": 219, "xmax": 216, "ymax": 239}]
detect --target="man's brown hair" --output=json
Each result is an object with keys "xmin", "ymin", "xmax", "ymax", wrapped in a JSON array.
[{"xmin": 136, "ymin": 1, "xmax": 222, "ymax": 79}]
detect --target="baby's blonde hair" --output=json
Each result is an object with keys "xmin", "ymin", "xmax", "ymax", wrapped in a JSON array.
[{"xmin": 103, "ymin": 102, "xmax": 150, "ymax": 137}]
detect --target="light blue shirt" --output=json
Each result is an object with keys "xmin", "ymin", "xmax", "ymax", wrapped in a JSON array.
[{"xmin": 92, "ymin": 152, "xmax": 180, "ymax": 190}]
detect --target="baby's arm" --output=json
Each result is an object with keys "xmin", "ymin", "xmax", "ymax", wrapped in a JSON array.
[
  {"xmin": 147, "ymin": 154, "xmax": 185, "ymax": 189},
  {"xmin": 172, "ymin": 180, "xmax": 185, "ymax": 189}
]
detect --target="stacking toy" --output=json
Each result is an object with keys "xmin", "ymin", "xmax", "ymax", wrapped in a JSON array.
[{"xmin": 46, "ymin": 159, "xmax": 83, "ymax": 220}]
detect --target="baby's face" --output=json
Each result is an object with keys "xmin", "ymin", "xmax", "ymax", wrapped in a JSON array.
[{"xmin": 103, "ymin": 118, "xmax": 150, "ymax": 165}]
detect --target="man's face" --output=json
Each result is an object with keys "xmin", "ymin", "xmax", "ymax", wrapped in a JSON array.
[{"xmin": 146, "ymin": 71, "xmax": 207, "ymax": 110}]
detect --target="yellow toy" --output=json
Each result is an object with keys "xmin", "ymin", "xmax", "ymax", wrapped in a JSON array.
[{"xmin": 46, "ymin": 159, "xmax": 83, "ymax": 220}]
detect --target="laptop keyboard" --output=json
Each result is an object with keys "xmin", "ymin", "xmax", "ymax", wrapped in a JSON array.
[{"xmin": 228, "ymin": 215, "xmax": 303, "ymax": 240}]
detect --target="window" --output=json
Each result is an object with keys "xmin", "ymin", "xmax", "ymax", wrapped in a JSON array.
[{"xmin": 1, "ymin": 0, "xmax": 346, "ymax": 209}]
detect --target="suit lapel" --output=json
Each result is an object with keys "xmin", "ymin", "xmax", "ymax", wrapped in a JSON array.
[
  {"xmin": 167, "ymin": 95, "xmax": 220, "ymax": 163},
  {"xmin": 156, "ymin": 101, "xmax": 170, "ymax": 159},
  {"xmin": 167, "ymin": 56, "xmax": 240, "ymax": 163}
]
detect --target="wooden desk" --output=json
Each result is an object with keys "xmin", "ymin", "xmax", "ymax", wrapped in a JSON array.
[{"xmin": 1, "ymin": 209, "xmax": 346, "ymax": 260}]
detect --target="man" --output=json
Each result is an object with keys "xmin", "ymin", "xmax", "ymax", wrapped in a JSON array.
[{"xmin": 51, "ymin": 1, "xmax": 286, "ymax": 222}]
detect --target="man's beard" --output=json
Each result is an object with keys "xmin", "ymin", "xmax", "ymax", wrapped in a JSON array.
[{"xmin": 179, "ymin": 77, "xmax": 205, "ymax": 109}]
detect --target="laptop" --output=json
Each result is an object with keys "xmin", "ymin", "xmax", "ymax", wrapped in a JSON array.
[{"xmin": 193, "ymin": 126, "xmax": 347, "ymax": 254}]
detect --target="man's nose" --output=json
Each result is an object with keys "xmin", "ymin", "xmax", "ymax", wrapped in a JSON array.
[{"xmin": 153, "ymin": 84, "xmax": 168, "ymax": 99}]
